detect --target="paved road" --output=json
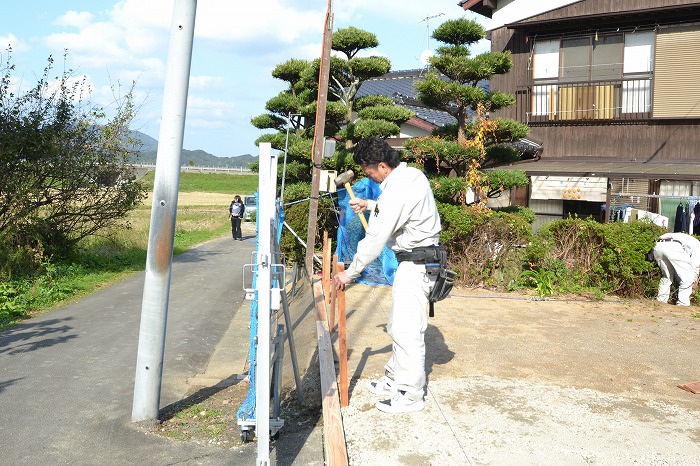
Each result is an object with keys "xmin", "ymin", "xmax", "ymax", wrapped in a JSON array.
[{"xmin": 0, "ymin": 235, "xmax": 256, "ymax": 465}]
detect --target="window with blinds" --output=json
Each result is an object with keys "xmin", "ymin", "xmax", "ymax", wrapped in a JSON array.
[
  {"xmin": 653, "ymin": 24, "xmax": 700, "ymax": 118},
  {"xmin": 530, "ymin": 31, "xmax": 654, "ymax": 122}
]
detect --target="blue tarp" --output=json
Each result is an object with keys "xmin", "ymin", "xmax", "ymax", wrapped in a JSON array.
[
  {"xmin": 237, "ymin": 194, "xmax": 285, "ymax": 423},
  {"xmin": 334, "ymin": 177, "xmax": 397, "ymax": 286}
]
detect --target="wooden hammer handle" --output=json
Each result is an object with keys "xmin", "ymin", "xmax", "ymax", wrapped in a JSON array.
[{"xmin": 344, "ymin": 182, "xmax": 369, "ymax": 231}]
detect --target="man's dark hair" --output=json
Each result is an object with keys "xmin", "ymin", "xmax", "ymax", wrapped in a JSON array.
[{"xmin": 353, "ymin": 136, "xmax": 400, "ymax": 168}]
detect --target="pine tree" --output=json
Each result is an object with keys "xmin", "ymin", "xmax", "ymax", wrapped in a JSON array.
[{"xmin": 406, "ymin": 18, "xmax": 529, "ymax": 204}]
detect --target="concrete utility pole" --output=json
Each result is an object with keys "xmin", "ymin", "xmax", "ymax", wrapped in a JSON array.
[
  {"xmin": 305, "ymin": 0, "xmax": 334, "ymax": 275},
  {"xmin": 132, "ymin": 0, "xmax": 197, "ymax": 422}
]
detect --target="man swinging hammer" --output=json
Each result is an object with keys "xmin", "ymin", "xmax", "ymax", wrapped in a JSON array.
[{"xmin": 333, "ymin": 136, "xmax": 442, "ymax": 414}]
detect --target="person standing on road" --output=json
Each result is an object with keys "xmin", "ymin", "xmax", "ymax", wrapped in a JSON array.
[
  {"xmin": 333, "ymin": 136, "xmax": 442, "ymax": 414},
  {"xmin": 228, "ymin": 195, "xmax": 245, "ymax": 240},
  {"xmin": 653, "ymin": 232, "xmax": 700, "ymax": 306}
]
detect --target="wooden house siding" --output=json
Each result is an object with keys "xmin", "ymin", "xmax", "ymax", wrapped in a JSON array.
[
  {"xmin": 486, "ymin": 2, "xmax": 700, "ymax": 163},
  {"xmin": 514, "ymin": 0, "xmax": 700, "ymax": 24},
  {"xmin": 489, "ymin": 27, "xmax": 525, "ymax": 121},
  {"xmin": 527, "ymin": 123, "xmax": 700, "ymax": 162}
]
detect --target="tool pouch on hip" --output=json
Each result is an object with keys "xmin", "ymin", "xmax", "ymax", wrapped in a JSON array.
[{"xmin": 424, "ymin": 245, "xmax": 456, "ymax": 317}]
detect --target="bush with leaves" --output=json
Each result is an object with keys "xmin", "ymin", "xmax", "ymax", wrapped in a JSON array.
[
  {"xmin": 439, "ymin": 202, "xmax": 532, "ymax": 286},
  {"xmin": 280, "ymin": 182, "xmax": 338, "ymax": 264},
  {"xmin": 0, "ymin": 52, "xmax": 146, "ymax": 267},
  {"xmin": 523, "ymin": 217, "xmax": 666, "ymax": 297}
]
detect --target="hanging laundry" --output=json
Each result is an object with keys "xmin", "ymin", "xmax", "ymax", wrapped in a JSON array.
[
  {"xmin": 692, "ymin": 198, "xmax": 700, "ymax": 233},
  {"xmin": 675, "ymin": 202, "xmax": 688, "ymax": 233}
]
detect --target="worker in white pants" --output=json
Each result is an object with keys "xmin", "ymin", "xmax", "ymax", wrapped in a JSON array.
[
  {"xmin": 653, "ymin": 232, "xmax": 700, "ymax": 306},
  {"xmin": 333, "ymin": 137, "xmax": 441, "ymax": 413},
  {"xmin": 384, "ymin": 260, "xmax": 432, "ymax": 401}
]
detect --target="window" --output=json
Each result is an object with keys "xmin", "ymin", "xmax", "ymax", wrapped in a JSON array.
[
  {"xmin": 560, "ymin": 35, "xmax": 623, "ymax": 82},
  {"xmin": 531, "ymin": 32, "xmax": 653, "ymax": 121},
  {"xmin": 532, "ymin": 40, "xmax": 558, "ymax": 117},
  {"xmin": 653, "ymin": 25, "xmax": 700, "ymax": 118},
  {"xmin": 622, "ymin": 31, "xmax": 654, "ymax": 114}
]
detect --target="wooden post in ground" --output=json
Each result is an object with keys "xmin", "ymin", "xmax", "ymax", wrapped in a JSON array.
[
  {"xmin": 312, "ymin": 279, "xmax": 349, "ymax": 466},
  {"xmin": 322, "ymin": 231, "xmax": 330, "ymax": 301},
  {"xmin": 329, "ymin": 254, "xmax": 338, "ymax": 333},
  {"xmin": 337, "ymin": 262, "xmax": 348, "ymax": 407},
  {"xmin": 325, "ymin": 233, "xmax": 333, "ymax": 304}
]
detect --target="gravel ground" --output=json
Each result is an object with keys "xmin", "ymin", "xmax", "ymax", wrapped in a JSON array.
[
  {"xmin": 339, "ymin": 286, "xmax": 700, "ymax": 466},
  {"xmin": 141, "ymin": 283, "xmax": 700, "ymax": 466}
]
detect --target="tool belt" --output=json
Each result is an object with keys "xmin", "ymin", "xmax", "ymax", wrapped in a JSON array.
[
  {"xmin": 657, "ymin": 238, "xmax": 683, "ymax": 246},
  {"xmin": 396, "ymin": 245, "xmax": 456, "ymax": 316},
  {"xmin": 395, "ymin": 245, "xmax": 443, "ymax": 264}
]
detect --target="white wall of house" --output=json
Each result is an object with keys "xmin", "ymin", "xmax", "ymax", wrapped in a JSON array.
[
  {"xmin": 399, "ymin": 124, "xmax": 432, "ymax": 139},
  {"xmin": 529, "ymin": 198, "xmax": 564, "ymax": 232},
  {"xmin": 490, "ymin": 0, "xmax": 580, "ymax": 29}
]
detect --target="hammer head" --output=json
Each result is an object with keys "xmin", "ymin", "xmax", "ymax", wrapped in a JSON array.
[{"xmin": 334, "ymin": 169, "xmax": 354, "ymax": 187}]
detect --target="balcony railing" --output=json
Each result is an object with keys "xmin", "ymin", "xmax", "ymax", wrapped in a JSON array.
[{"xmin": 517, "ymin": 77, "xmax": 652, "ymax": 124}]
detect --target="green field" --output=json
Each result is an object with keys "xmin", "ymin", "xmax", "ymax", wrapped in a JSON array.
[
  {"xmin": 138, "ymin": 171, "xmax": 259, "ymax": 194},
  {"xmin": 1, "ymin": 171, "xmax": 259, "ymax": 328}
]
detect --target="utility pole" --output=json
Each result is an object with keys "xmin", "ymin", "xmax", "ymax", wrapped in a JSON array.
[
  {"xmin": 131, "ymin": 0, "xmax": 197, "ymax": 422},
  {"xmin": 305, "ymin": 0, "xmax": 334, "ymax": 275}
]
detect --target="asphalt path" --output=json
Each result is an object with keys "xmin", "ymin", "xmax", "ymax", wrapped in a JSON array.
[{"xmin": 0, "ymin": 235, "xmax": 256, "ymax": 465}]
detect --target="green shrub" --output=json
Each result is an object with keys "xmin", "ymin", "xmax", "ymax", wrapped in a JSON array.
[
  {"xmin": 439, "ymin": 203, "xmax": 532, "ymax": 287},
  {"xmin": 280, "ymin": 182, "xmax": 338, "ymax": 265},
  {"xmin": 524, "ymin": 217, "xmax": 665, "ymax": 297},
  {"xmin": 596, "ymin": 220, "xmax": 666, "ymax": 297}
]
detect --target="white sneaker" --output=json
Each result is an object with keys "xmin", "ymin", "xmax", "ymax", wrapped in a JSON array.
[
  {"xmin": 375, "ymin": 391, "xmax": 424, "ymax": 413},
  {"xmin": 367, "ymin": 376, "xmax": 396, "ymax": 397}
]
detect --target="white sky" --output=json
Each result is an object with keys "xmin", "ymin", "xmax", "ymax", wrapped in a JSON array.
[{"xmin": 1, "ymin": 1, "xmax": 492, "ymax": 157}]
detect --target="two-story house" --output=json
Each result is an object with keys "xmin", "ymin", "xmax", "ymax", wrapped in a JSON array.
[{"xmin": 461, "ymin": 0, "xmax": 700, "ymax": 231}]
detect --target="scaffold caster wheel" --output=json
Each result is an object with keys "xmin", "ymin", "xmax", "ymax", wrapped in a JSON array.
[{"xmin": 240, "ymin": 430, "xmax": 253, "ymax": 443}]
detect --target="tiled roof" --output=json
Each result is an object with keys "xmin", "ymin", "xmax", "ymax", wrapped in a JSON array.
[{"xmin": 355, "ymin": 69, "xmax": 490, "ymax": 128}]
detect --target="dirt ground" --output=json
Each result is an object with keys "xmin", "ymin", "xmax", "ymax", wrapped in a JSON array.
[
  {"xmin": 341, "ymin": 286, "xmax": 700, "ymax": 466},
  {"xmin": 146, "ymin": 284, "xmax": 700, "ymax": 465}
]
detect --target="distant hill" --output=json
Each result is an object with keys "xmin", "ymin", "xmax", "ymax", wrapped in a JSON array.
[{"xmin": 128, "ymin": 130, "xmax": 257, "ymax": 168}]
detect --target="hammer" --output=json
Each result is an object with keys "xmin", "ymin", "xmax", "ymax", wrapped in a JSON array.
[{"xmin": 335, "ymin": 170, "xmax": 369, "ymax": 231}]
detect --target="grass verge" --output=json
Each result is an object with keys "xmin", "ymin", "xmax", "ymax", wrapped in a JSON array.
[{"xmin": 1, "ymin": 187, "xmax": 244, "ymax": 329}]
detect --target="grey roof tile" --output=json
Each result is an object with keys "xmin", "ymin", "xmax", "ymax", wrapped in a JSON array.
[{"xmin": 356, "ymin": 69, "xmax": 489, "ymax": 127}]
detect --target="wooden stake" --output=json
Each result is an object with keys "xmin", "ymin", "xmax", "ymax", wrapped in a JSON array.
[
  {"xmin": 324, "ymin": 232, "xmax": 333, "ymax": 305},
  {"xmin": 337, "ymin": 262, "xmax": 348, "ymax": 407},
  {"xmin": 312, "ymin": 279, "xmax": 349, "ymax": 465},
  {"xmin": 322, "ymin": 231, "xmax": 330, "ymax": 301},
  {"xmin": 329, "ymin": 254, "xmax": 338, "ymax": 333}
]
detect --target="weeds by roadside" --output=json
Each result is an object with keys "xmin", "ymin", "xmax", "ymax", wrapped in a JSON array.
[{"xmin": 0, "ymin": 191, "xmax": 234, "ymax": 329}]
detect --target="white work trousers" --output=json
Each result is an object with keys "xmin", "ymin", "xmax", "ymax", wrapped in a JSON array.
[
  {"xmin": 654, "ymin": 241, "xmax": 698, "ymax": 306},
  {"xmin": 385, "ymin": 261, "xmax": 432, "ymax": 400}
]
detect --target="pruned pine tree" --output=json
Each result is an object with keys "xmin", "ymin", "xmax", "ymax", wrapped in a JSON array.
[
  {"xmin": 406, "ymin": 18, "xmax": 529, "ymax": 203},
  {"xmin": 251, "ymin": 26, "xmax": 415, "ymax": 181}
]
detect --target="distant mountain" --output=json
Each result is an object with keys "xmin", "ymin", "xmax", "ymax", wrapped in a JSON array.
[{"xmin": 128, "ymin": 130, "xmax": 257, "ymax": 168}]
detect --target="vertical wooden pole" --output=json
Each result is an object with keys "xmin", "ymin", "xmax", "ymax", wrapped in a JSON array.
[
  {"xmin": 337, "ymin": 262, "xmax": 348, "ymax": 407},
  {"xmin": 305, "ymin": 0, "xmax": 334, "ymax": 274},
  {"xmin": 325, "ymin": 232, "xmax": 333, "ymax": 304},
  {"xmin": 329, "ymin": 254, "xmax": 338, "ymax": 333},
  {"xmin": 322, "ymin": 231, "xmax": 330, "ymax": 300}
]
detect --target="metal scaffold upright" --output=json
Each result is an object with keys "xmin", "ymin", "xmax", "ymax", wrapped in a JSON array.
[{"xmin": 237, "ymin": 143, "xmax": 302, "ymax": 466}]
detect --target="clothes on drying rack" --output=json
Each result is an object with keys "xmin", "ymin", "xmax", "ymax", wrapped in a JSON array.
[
  {"xmin": 673, "ymin": 197, "xmax": 700, "ymax": 234},
  {"xmin": 674, "ymin": 202, "xmax": 688, "ymax": 233}
]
